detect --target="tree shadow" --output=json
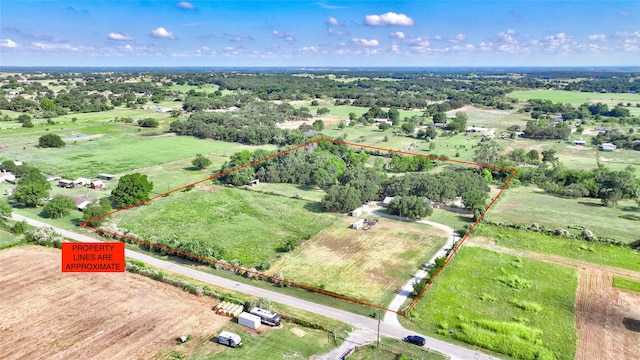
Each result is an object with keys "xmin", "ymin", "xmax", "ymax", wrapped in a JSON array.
[
  {"xmin": 183, "ymin": 166, "xmax": 201, "ymax": 171},
  {"xmin": 303, "ymin": 201, "xmax": 327, "ymax": 214},
  {"xmin": 623, "ymin": 317, "xmax": 640, "ymax": 333},
  {"xmin": 577, "ymin": 201, "xmax": 603, "ymax": 208}
]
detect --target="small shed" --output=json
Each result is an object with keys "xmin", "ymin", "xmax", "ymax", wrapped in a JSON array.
[
  {"xmin": 76, "ymin": 200, "xmax": 91, "ymax": 211},
  {"xmin": 12, "ymin": 160, "xmax": 23, "ymax": 166},
  {"xmin": 247, "ymin": 179, "xmax": 259, "ymax": 186},
  {"xmin": 351, "ymin": 219, "xmax": 365, "ymax": 230},
  {"xmin": 97, "ymin": 173, "xmax": 116, "ymax": 181},
  {"xmin": 0, "ymin": 172, "xmax": 15, "ymax": 183},
  {"xmin": 573, "ymin": 139, "xmax": 586, "ymax": 145},
  {"xmin": 238, "ymin": 312, "xmax": 261, "ymax": 330},
  {"xmin": 382, "ymin": 197, "xmax": 394, "ymax": 207},
  {"xmin": 600, "ymin": 143, "xmax": 617, "ymax": 152},
  {"xmin": 58, "ymin": 179, "xmax": 74, "ymax": 188},
  {"xmin": 74, "ymin": 177, "xmax": 91, "ymax": 187},
  {"xmin": 351, "ymin": 208, "xmax": 362, "ymax": 217},
  {"xmin": 91, "ymin": 180, "xmax": 105, "ymax": 190}
]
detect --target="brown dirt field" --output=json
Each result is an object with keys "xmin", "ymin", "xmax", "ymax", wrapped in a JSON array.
[
  {"xmin": 575, "ymin": 269, "xmax": 640, "ymax": 360},
  {"xmin": 269, "ymin": 217, "xmax": 446, "ymax": 303},
  {"xmin": 0, "ymin": 246, "xmax": 228, "ymax": 360},
  {"xmin": 466, "ymin": 238, "xmax": 640, "ymax": 360}
]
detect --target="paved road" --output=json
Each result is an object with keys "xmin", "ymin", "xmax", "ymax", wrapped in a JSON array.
[{"xmin": 11, "ymin": 213, "xmax": 498, "ymax": 360}]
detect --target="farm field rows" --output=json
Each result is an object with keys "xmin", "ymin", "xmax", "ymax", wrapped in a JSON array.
[
  {"xmin": 406, "ymin": 246, "xmax": 578, "ymax": 360},
  {"xmin": 485, "ymin": 186, "xmax": 640, "ymax": 244},
  {"xmin": 0, "ymin": 246, "xmax": 230, "ymax": 360},
  {"xmin": 269, "ymin": 216, "xmax": 448, "ymax": 305}
]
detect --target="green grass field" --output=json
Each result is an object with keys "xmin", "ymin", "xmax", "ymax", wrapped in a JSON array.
[
  {"xmin": 407, "ymin": 247, "xmax": 577, "ymax": 360},
  {"xmin": 3, "ymin": 134, "xmax": 248, "ymax": 179},
  {"xmin": 269, "ymin": 216, "xmax": 448, "ymax": 305},
  {"xmin": 111, "ymin": 187, "xmax": 341, "ymax": 267},
  {"xmin": 0, "ymin": 229, "xmax": 20, "ymax": 248},
  {"xmin": 486, "ymin": 185, "xmax": 640, "ymax": 244},
  {"xmin": 508, "ymin": 90, "xmax": 640, "ymax": 105},
  {"xmin": 186, "ymin": 321, "xmax": 338, "ymax": 360},
  {"xmin": 612, "ymin": 277, "xmax": 640, "ymax": 293},
  {"xmin": 473, "ymin": 224, "xmax": 640, "ymax": 272}
]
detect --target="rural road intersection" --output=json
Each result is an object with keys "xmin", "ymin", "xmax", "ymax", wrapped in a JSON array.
[{"xmin": 12, "ymin": 213, "xmax": 498, "ymax": 360}]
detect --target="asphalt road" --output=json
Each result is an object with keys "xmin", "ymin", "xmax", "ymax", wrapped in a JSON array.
[{"xmin": 11, "ymin": 213, "xmax": 499, "ymax": 360}]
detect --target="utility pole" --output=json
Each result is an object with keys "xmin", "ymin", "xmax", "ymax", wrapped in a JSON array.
[{"xmin": 376, "ymin": 313, "xmax": 381, "ymax": 348}]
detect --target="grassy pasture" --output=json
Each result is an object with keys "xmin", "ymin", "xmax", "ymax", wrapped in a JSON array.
[
  {"xmin": 0, "ymin": 229, "xmax": 20, "ymax": 248},
  {"xmin": 190, "ymin": 321, "xmax": 337, "ymax": 360},
  {"xmin": 269, "ymin": 216, "xmax": 447, "ymax": 305},
  {"xmin": 407, "ymin": 246, "xmax": 577, "ymax": 360},
  {"xmin": 613, "ymin": 277, "xmax": 640, "ymax": 293},
  {"xmin": 498, "ymin": 136, "xmax": 640, "ymax": 176},
  {"xmin": 3, "ymin": 134, "xmax": 244, "ymax": 179},
  {"xmin": 508, "ymin": 90, "xmax": 640, "ymax": 105},
  {"xmin": 486, "ymin": 185, "xmax": 640, "ymax": 244},
  {"xmin": 473, "ymin": 224, "xmax": 640, "ymax": 272},
  {"xmin": 111, "ymin": 187, "xmax": 341, "ymax": 267}
]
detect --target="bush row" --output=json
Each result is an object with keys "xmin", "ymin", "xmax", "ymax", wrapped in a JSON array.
[{"xmin": 483, "ymin": 221, "xmax": 631, "ymax": 248}]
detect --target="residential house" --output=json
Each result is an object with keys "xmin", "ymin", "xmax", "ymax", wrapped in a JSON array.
[{"xmin": 599, "ymin": 143, "xmax": 617, "ymax": 152}]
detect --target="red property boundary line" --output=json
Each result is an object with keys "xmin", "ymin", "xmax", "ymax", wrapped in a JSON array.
[{"xmin": 80, "ymin": 138, "xmax": 517, "ymax": 316}]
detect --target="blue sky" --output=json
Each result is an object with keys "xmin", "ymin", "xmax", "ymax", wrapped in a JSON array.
[{"xmin": 0, "ymin": 1, "xmax": 638, "ymax": 67}]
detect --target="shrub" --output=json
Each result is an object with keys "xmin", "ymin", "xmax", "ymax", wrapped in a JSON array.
[
  {"xmin": 10, "ymin": 220, "xmax": 27, "ymax": 235},
  {"xmin": 510, "ymin": 299, "xmax": 542, "ymax": 312},
  {"xmin": 496, "ymin": 274, "xmax": 532, "ymax": 289},
  {"xmin": 138, "ymin": 118, "xmax": 159, "ymax": 128},
  {"xmin": 581, "ymin": 229, "xmax": 597, "ymax": 241},
  {"xmin": 38, "ymin": 134, "xmax": 65, "ymax": 148}
]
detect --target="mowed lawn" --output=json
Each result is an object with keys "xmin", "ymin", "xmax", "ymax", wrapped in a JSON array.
[
  {"xmin": 110, "ymin": 188, "xmax": 340, "ymax": 267},
  {"xmin": 190, "ymin": 322, "xmax": 337, "ymax": 360},
  {"xmin": 268, "ymin": 216, "xmax": 448, "ymax": 305},
  {"xmin": 486, "ymin": 185, "xmax": 640, "ymax": 243},
  {"xmin": 408, "ymin": 247, "xmax": 577, "ymax": 360}
]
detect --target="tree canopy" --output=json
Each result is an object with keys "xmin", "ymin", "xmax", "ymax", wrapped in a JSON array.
[
  {"xmin": 11, "ymin": 170, "xmax": 51, "ymax": 207},
  {"xmin": 111, "ymin": 173, "xmax": 154, "ymax": 208},
  {"xmin": 44, "ymin": 196, "xmax": 76, "ymax": 218}
]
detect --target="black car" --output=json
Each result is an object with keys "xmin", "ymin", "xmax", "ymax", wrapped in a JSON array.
[{"xmin": 402, "ymin": 335, "xmax": 426, "ymax": 346}]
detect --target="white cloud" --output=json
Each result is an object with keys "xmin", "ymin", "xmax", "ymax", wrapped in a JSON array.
[
  {"xmin": 32, "ymin": 41, "xmax": 82, "ymax": 51},
  {"xmin": 432, "ymin": 35, "xmax": 443, "ymax": 41},
  {"xmin": 106, "ymin": 32, "xmax": 133, "ymax": 41},
  {"xmin": 273, "ymin": 30, "xmax": 296, "ymax": 42},
  {"xmin": 389, "ymin": 31, "xmax": 405, "ymax": 39},
  {"xmin": 0, "ymin": 39, "xmax": 18, "ymax": 48},
  {"xmin": 316, "ymin": 2, "xmax": 347, "ymax": 9},
  {"xmin": 150, "ymin": 27, "xmax": 175, "ymax": 39},
  {"xmin": 352, "ymin": 37, "xmax": 379, "ymax": 46},
  {"xmin": 328, "ymin": 28, "xmax": 349, "ymax": 36},
  {"xmin": 177, "ymin": 2, "xmax": 196, "ymax": 9},
  {"xmin": 124, "ymin": 44, "xmax": 133, "ymax": 51},
  {"xmin": 496, "ymin": 29, "xmax": 517, "ymax": 44},
  {"xmin": 540, "ymin": 32, "xmax": 576, "ymax": 53},
  {"xmin": 365, "ymin": 12, "xmax": 415, "ymax": 26},
  {"xmin": 448, "ymin": 33, "xmax": 466, "ymax": 43},
  {"xmin": 588, "ymin": 34, "xmax": 607, "ymax": 42},
  {"xmin": 327, "ymin": 17, "xmax": 341, "ymax": 26}
]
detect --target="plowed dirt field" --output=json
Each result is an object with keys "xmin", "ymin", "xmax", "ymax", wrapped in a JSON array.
[{"xmin": 0, "ymin": 246, "xmax": 228, "ymax": 360}]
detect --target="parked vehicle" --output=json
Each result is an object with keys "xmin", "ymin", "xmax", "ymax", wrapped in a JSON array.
[
  {"xmin": 218, "ymin": 331, "xmax": 243, "ymax": 347},
  {"xmin": 402, "ymin": 335, "xmax": 426, "ymax": 346},
  {"xmin": 249, "ymin": 307, "xmax": 281, "ymax": 326}
]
